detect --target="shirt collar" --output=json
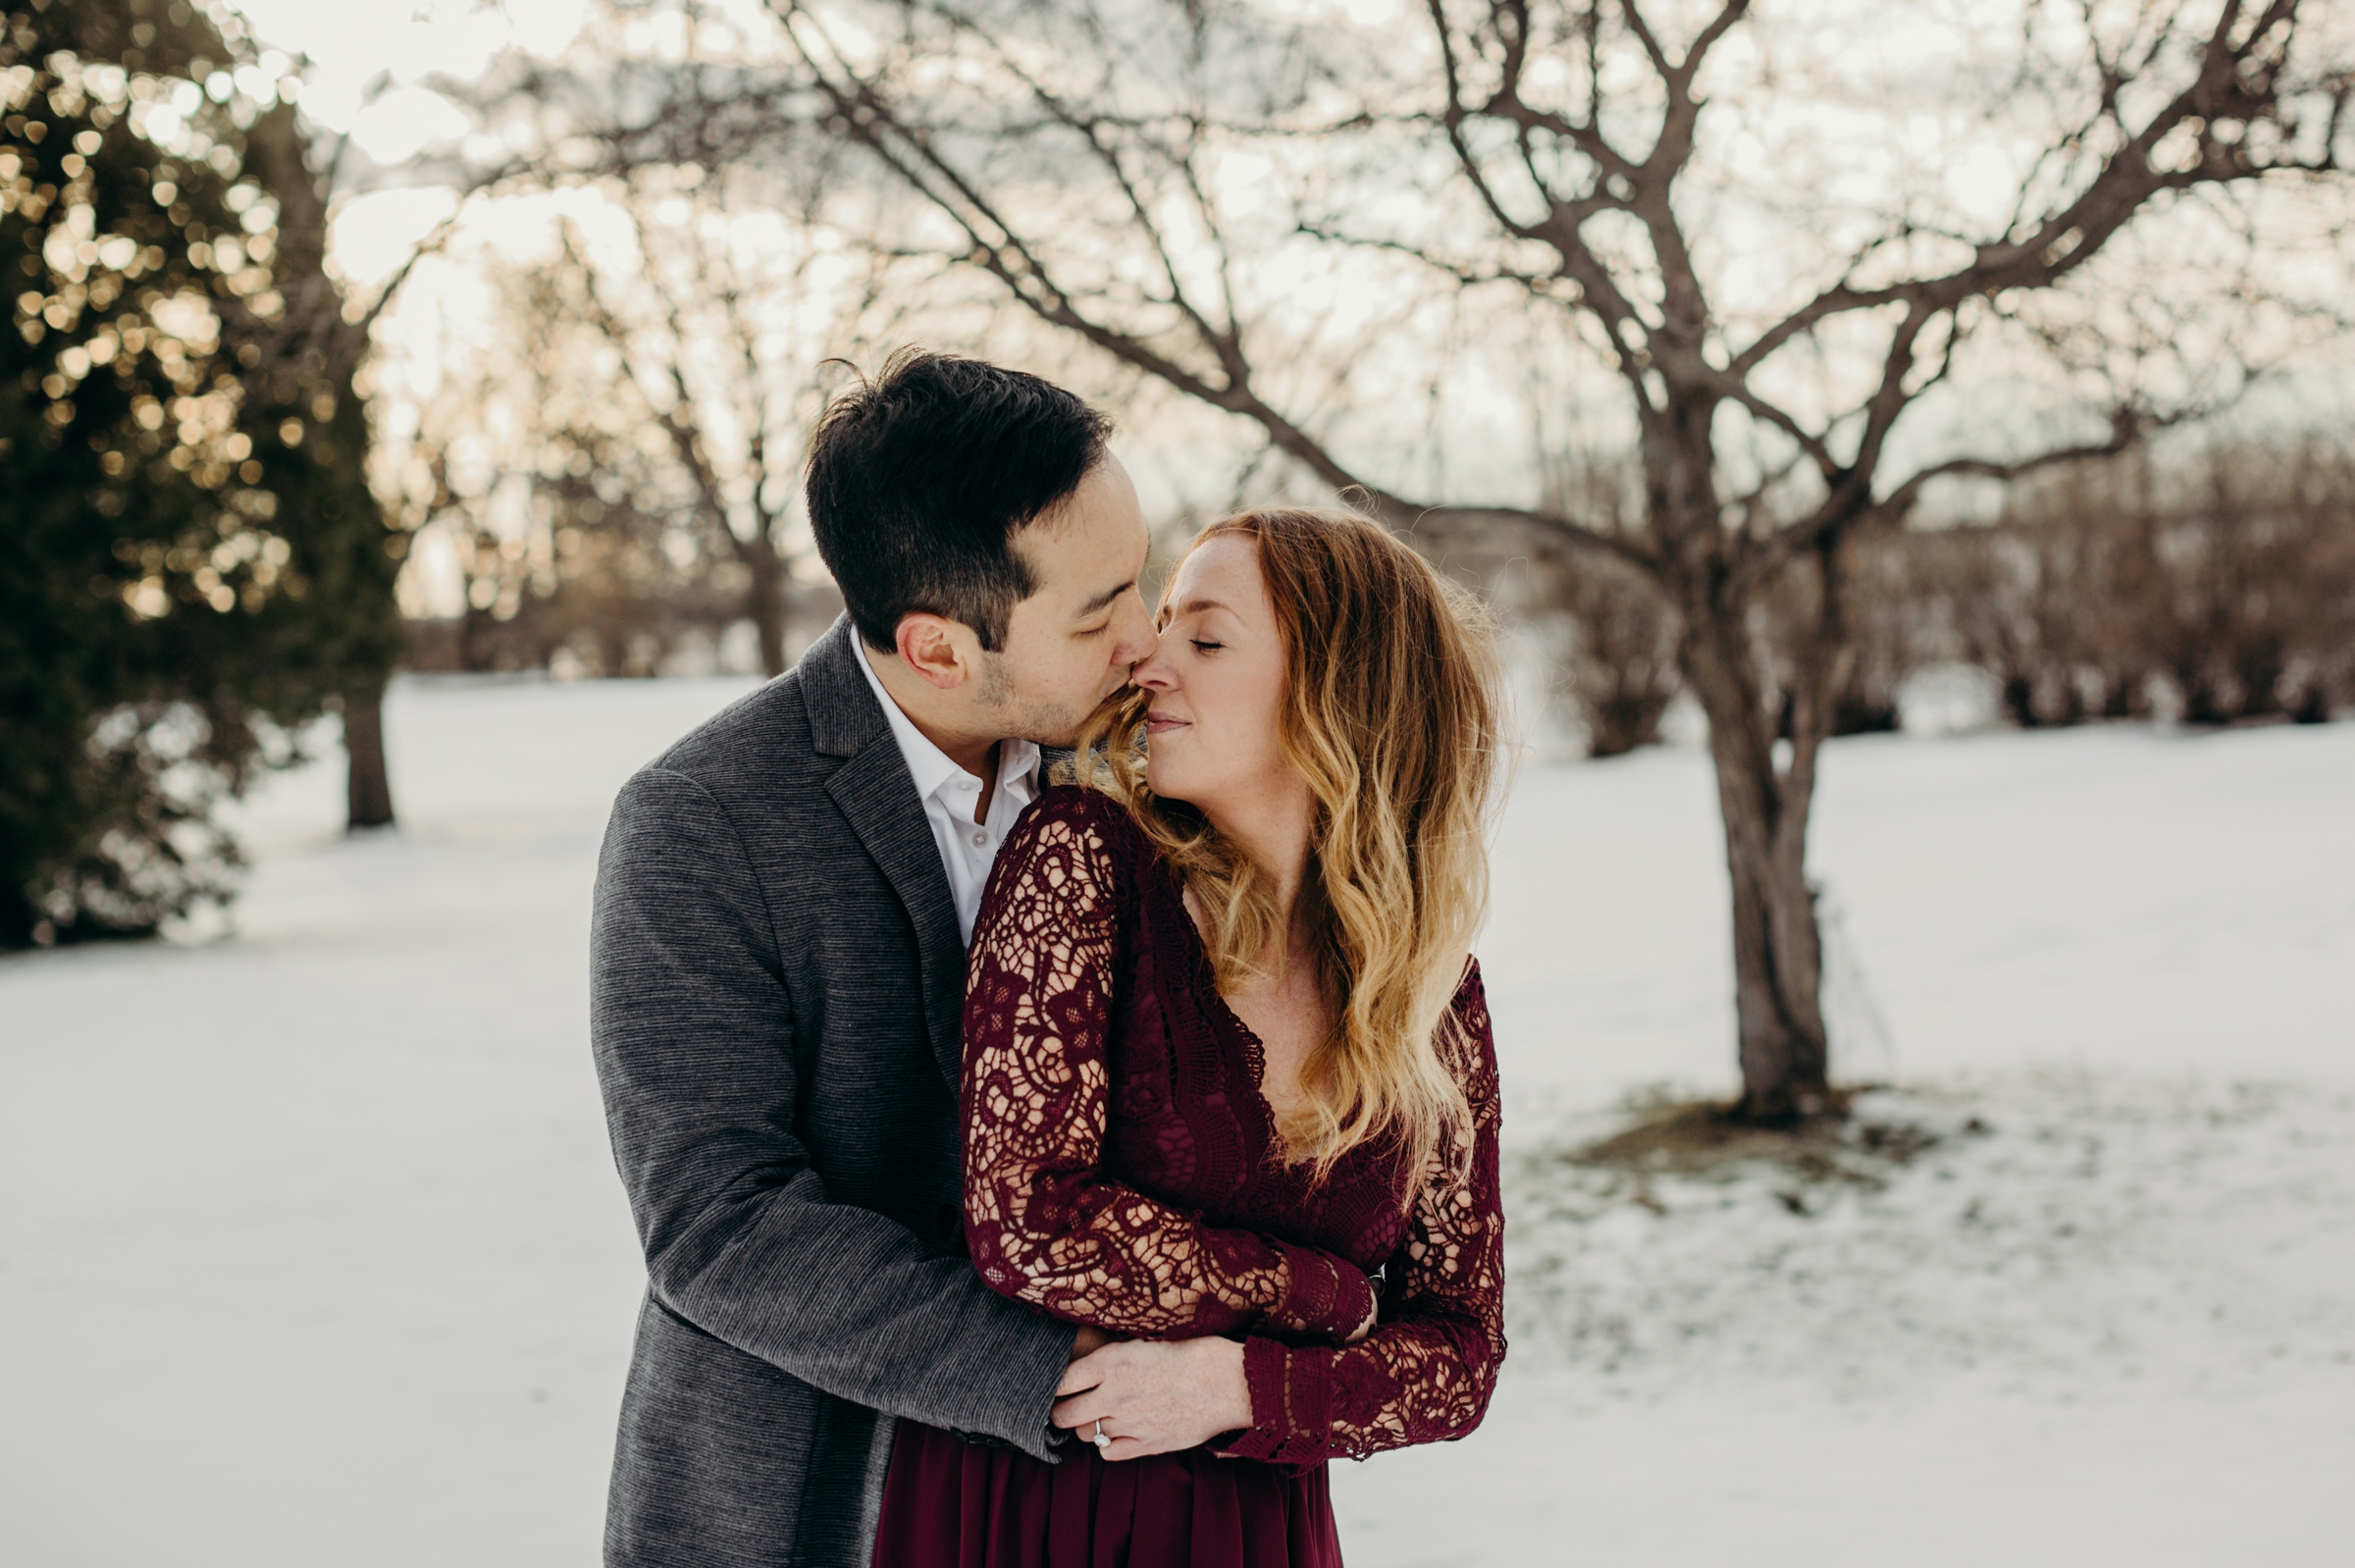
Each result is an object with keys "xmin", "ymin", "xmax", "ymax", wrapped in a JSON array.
[{"xmin": 856, "ymin": 638, "xmax": 1040, "ymax": 806}]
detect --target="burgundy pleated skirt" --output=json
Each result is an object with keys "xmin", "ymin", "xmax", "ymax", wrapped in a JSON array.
[{"xmin": 869, "ymin": 1420, "xmax": 1341, "ymax": 1568}]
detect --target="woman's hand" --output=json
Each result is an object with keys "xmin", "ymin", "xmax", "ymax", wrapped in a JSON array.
[
  {"xmin": 1323, "ymin": 1262, "xmax": 1379, "ymax": 1345},
  {"xmin": 1266, "ymin": 1252, "xmax": 1380, "ymax": 1347},
  {"xmin": 1051, "ymin": 1337, "xmax": 1251, "ymax": 1460}
]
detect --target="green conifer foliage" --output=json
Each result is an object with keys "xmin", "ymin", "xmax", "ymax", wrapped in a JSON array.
[{"xmin": 1, "ymin": 0, "xmax": 402, "ymax": 946}]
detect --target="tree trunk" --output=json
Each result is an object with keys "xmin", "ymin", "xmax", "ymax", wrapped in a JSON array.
[
  {"xmin": 344, "ymin": 692, "xmax": 395, "ymax": 831},
  {"xmin": 1679, "ymin": 617, "xmax": 1831, "ymax": 1123},
  {"xmin": 1638, "ymin": 396, "xmax": 1832, "ymax": 1121},
  {"xmin": 747, "ymin": 545, "xmax": 789, "ymax": 678}
]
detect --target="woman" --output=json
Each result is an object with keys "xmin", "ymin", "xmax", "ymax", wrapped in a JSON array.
[{"xmin": 872, "ymin": 508, "xmax": 1506, "ymax": 1567}]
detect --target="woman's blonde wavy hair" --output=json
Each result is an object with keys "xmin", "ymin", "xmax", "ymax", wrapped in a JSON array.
[{"xmin": 1074, "ymin": 507, "xmax": 1505, "ymax": 1181}]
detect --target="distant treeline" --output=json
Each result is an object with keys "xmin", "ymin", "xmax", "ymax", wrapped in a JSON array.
[
  {"xmin": 401, "ymin": 561, "xmax": 841, "ymax": 681},
  {"xmin": 394, "ymin": 431, "xmax": 2353, "ymax": 756},
  {"xmin": 1535, "ymin": 436, "xmax": 2355, "ymax": 755}
]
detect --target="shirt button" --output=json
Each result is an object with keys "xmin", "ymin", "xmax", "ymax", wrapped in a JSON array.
[{"xmin": 972, "ymin": 832, "xmax": 988, "ymax": 847}]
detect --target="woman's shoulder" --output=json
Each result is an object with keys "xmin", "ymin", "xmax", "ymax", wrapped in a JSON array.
[
  {"xmin": 1001, "ymin": 783, "xmax": 1153, "ymax": 887},
  {"xmin": 1013, "ymin": 780, "xmax": 1147, "ymax": 839},
  {"xmin": 1450, "ymin": 954, "xmax": 1490, "ymax": 1017}
]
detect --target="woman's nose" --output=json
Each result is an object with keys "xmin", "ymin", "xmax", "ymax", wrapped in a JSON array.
[{"xmin": 1130, "ymin": 640, "xmax": 1176, "ymax": 691}]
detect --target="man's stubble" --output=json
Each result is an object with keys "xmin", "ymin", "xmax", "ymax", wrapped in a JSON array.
[{"xmin": 977, "ymin": 651, "xmax": 1123, "ymax": 753}]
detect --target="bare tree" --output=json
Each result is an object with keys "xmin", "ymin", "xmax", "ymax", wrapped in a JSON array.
[
  {"xmin": 1943, "ymin": 467, "xmax": 2168, "ymax": 725},
  {"xmin": 1939, "ymin": 432, "xmax": 2355, "ymax": 724},
  {"xmin": 545, "ymin": 170, "xmax": 893, "ymax": 676},
  {"xmin": 1545, "ymin": 555, "xmax": 1685, "ymax": 756},
  {"xmin": 391, "ymin": 384, "xmax": 725, "ymax": 677},
  {"xmin": 380, "ymin": 168, "xmax": 896, "ymax": 677},
  {"xmin": 795, "ymin": 0, "xmax": 2354, "ymax": 1118},
  {"xmin": 512, "ymin": 0, "xmax": 2351, "ymax": 1117}
]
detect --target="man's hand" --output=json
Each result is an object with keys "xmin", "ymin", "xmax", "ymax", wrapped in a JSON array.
[{"xmin": 1051, "ymin": 1337, "xmax": 1251, "ymax": 1461}]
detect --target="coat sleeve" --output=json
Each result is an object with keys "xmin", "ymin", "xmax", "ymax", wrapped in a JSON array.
[{"xmin": 591, "ymin": 765, "xmax": 1074, "ymax": 1460}]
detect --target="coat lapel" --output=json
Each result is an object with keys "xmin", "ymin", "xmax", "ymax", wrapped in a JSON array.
[{"xmin": 803, "ymin": 617, "xmax": 969, "ymax": 1085}]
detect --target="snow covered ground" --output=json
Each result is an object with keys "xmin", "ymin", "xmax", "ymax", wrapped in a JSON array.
[{"xmin": 3, "ymin": 675, "xmax": 2350, "ymax": 1567}]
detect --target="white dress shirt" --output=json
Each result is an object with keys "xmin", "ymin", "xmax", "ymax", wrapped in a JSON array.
[{"xmin": 857, "ymin": 640, "xmax": 1040, "ymax": 946}]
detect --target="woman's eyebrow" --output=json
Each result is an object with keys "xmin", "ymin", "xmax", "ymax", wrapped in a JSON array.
[{"xmin": 1175, "ymin": 598, "xmax": 1231, "ymax": 618}]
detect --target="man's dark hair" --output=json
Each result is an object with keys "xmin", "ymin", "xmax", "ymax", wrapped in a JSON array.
[{"xmin": 806, "ymin": 348, "xmax": 1114, "ymax": 653}]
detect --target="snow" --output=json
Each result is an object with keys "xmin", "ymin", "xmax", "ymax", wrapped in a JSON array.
[{"xmin": 3, "ymin": 676, "xmax": 2351, "ymax": 1567}]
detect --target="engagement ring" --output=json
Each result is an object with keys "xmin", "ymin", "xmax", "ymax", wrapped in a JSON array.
[{"xmin": 1092, "ymin": 1420, "xmax": 1111, "ymax": 1452}]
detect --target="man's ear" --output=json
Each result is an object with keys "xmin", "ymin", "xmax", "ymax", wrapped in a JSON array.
[{"xmin": 894, "ymin": 613, "xmax": 978, "ymax": 692}]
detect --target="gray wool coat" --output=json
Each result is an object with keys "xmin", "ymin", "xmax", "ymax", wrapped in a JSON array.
[{"xmin": 591, "ymin": 615, "xmax": 1074, "ymax": 1568}]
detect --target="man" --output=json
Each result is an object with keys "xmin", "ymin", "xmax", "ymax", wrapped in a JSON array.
[{"xmin": 592, "ymin": 351, "xmax": 1201, "ymax": 1567}]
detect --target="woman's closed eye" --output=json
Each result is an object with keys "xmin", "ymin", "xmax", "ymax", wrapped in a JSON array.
[{"xmin": 1189, "ymin": 639, "xmax": 1225, "ymax": 653}]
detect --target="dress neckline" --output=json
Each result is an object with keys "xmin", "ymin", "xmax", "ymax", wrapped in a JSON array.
[{"xmin": 1142, "ymin": 852, "xmax": 1290, "ymax": 1152}]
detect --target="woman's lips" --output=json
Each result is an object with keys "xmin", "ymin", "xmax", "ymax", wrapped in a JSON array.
[{"xmin": 1145, "ymin": 714, "xmax": 1188, "ymax": 735}]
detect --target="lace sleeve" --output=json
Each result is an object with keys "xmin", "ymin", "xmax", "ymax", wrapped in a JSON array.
[
  {"xmin": 960, "ymin": 797, "xmax": 1375, "ymax": 1345},
  {"xmin": 1221, "ymin": 961, "xmax": 1506, "ymax": 1464}
]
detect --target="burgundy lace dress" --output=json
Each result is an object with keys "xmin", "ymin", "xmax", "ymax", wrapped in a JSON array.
[{"xmin": 869, "ymin": 787, "xmax": 1504, "ymax": 1568}]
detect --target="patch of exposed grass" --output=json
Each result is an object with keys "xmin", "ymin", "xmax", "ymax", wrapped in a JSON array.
[{"xmin": 1566, "ymin": 1084, "xmax": 1984, "ymax": 1199}]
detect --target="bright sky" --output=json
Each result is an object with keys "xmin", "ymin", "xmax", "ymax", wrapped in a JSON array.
[
  {"xmin": 227, "ymin": 0, "xmax": 589, "ymax": 281},
  {"xmin": 237, "ymin": 0, "xmax": 580, "ymax": 149}
]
